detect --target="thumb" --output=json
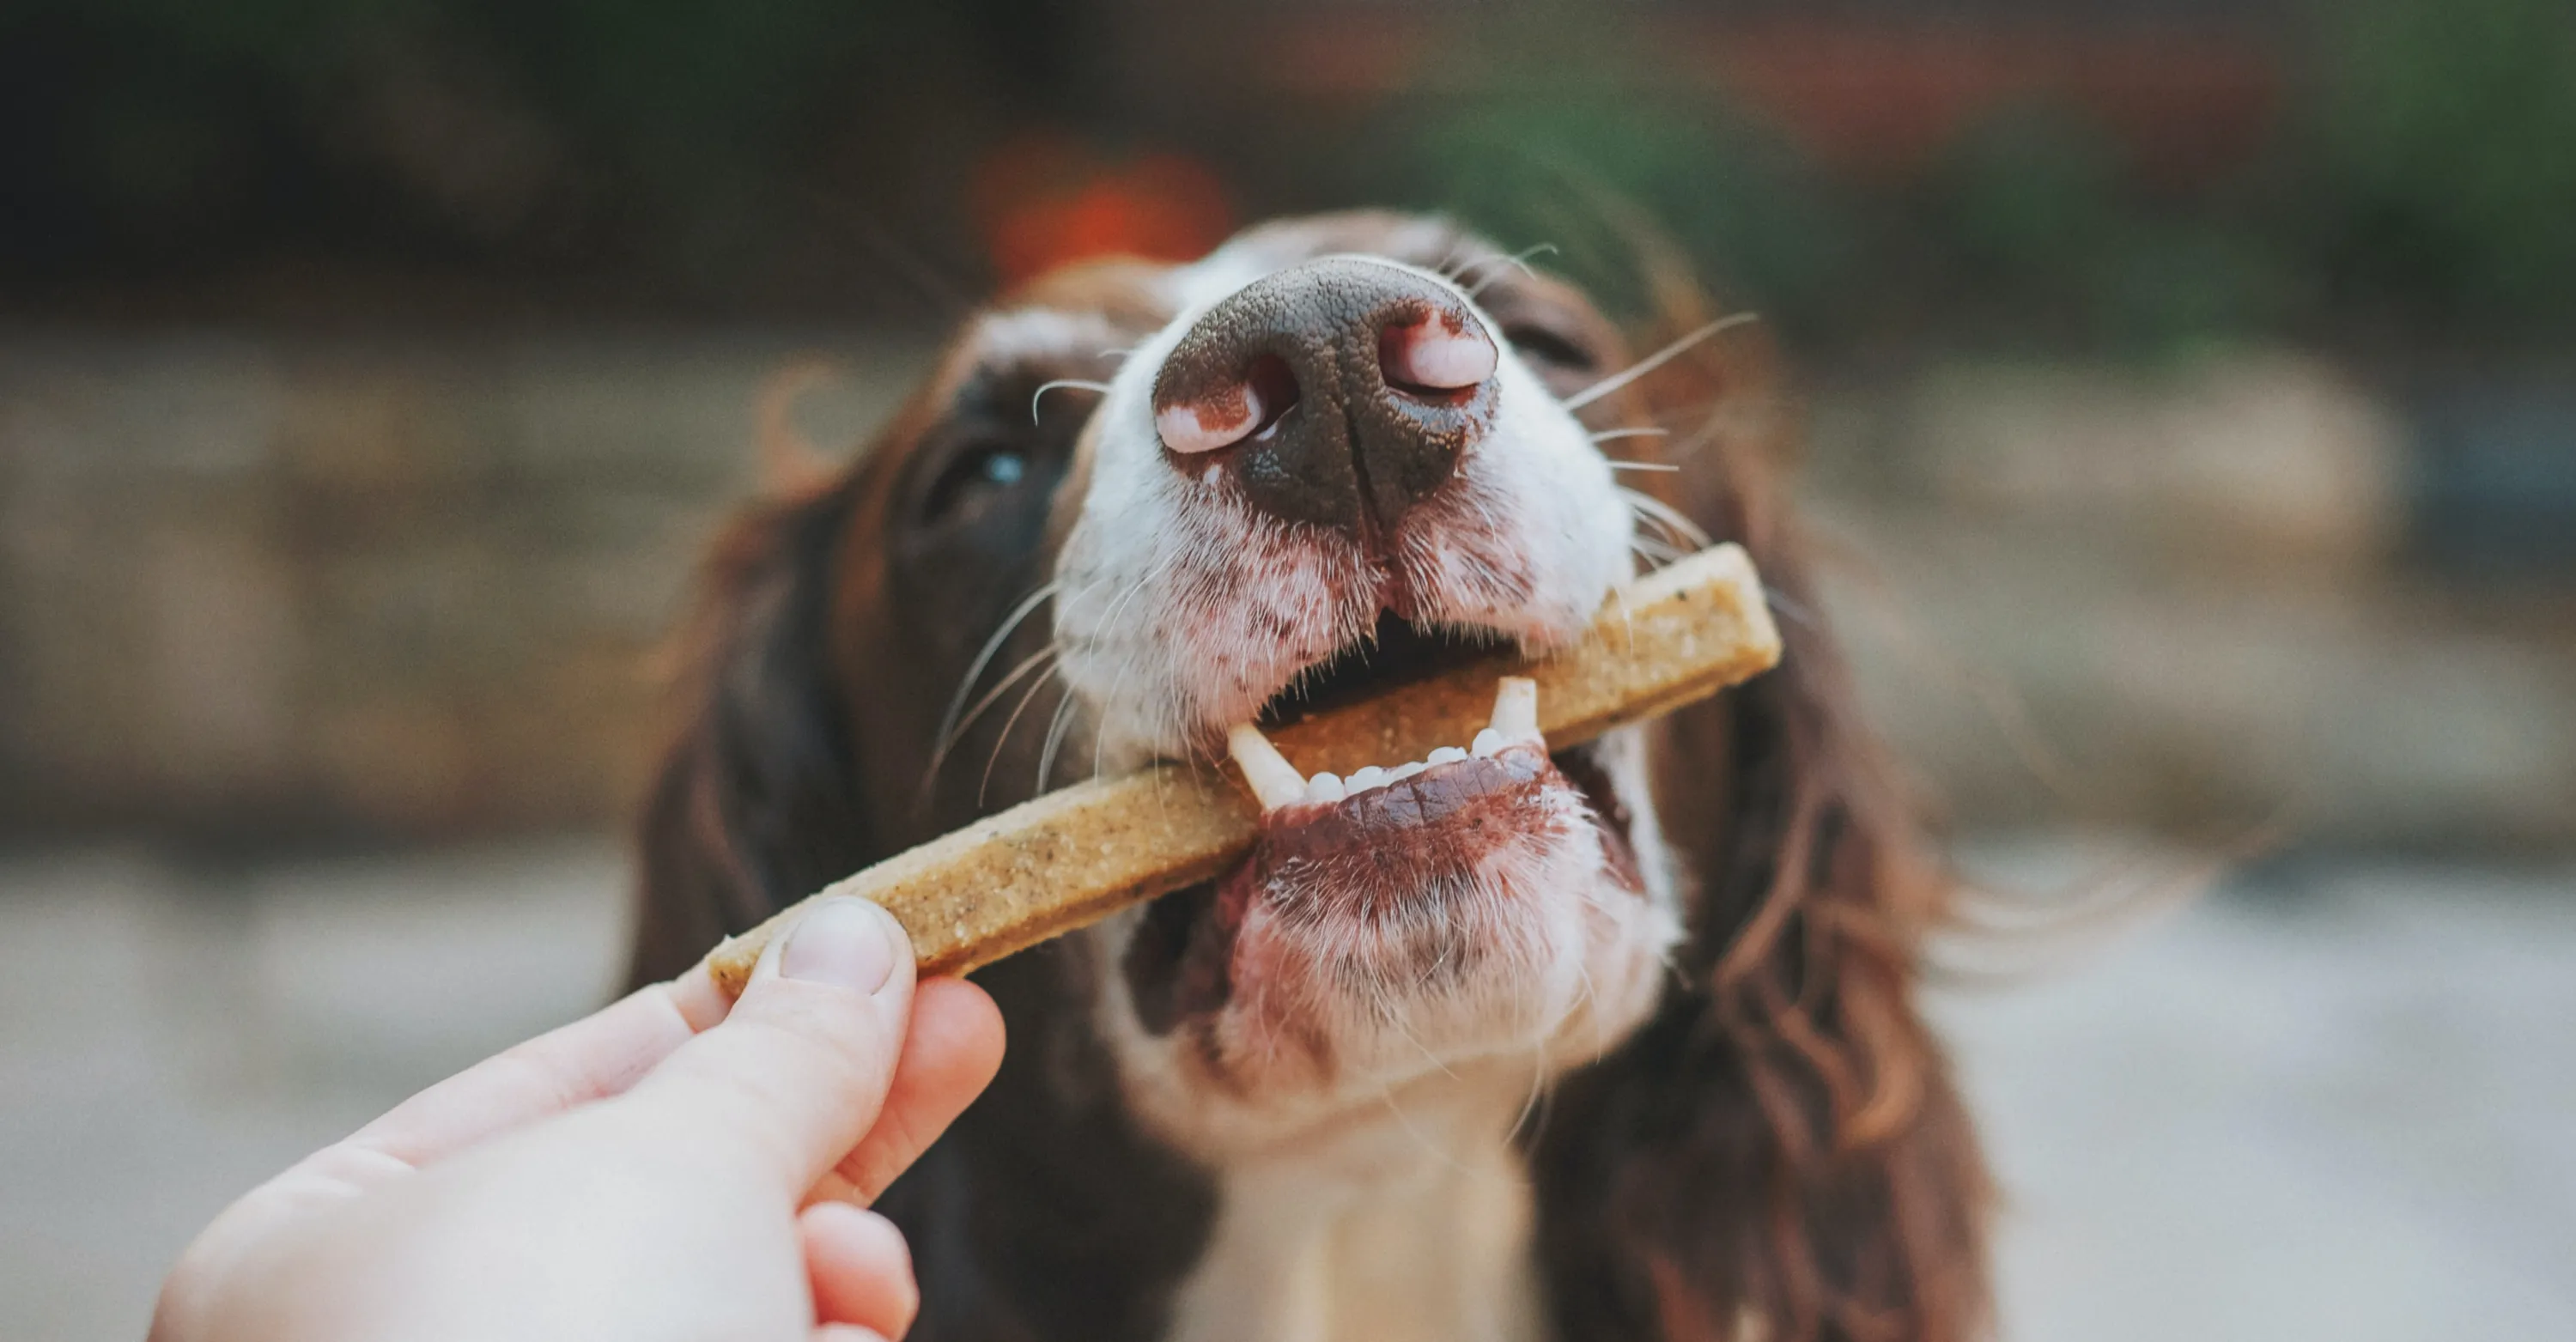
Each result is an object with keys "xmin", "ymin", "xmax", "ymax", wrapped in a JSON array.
[{"xmin": 610, "ymin": 897, "xmax": 916, "ymax": 1195}]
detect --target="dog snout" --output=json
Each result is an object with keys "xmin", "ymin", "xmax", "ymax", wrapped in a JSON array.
[{"xmin": 1151, "ymin": 258, "xmax": 1499, "ymax": 536}]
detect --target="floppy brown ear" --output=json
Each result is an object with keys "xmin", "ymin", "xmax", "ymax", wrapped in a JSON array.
[
  {"xmin": 1528, "ymin": 308, "xmax": 1991, "ymax": 1341},
  {"xmin": 625, "ymin": 476, "xmax": 884, "ymax": 989}
]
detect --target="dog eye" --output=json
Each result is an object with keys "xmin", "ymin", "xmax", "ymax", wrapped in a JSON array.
[
  {"xmin": 922, "ymin": 441, "xmax": 1030, "ymax": 522},
  {"xmin": 1502, "ymin": 324, "xmax": 1597, "ymax": 373}
]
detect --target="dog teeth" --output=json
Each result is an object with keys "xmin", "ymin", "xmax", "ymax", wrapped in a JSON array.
[
  {"xmin": 1488, "ymin": 676, "xmax": 1541, "ymax": 746},
  {"xmin": 1235, "ymin": 685, "xmax": 1537, "ymax": 814},
  {"xmin": 1227, "ymin": 723, "xmax": 1307, "ymax": 811}
]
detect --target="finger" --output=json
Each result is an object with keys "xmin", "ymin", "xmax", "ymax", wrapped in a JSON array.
[
  {"xmin": 343, "ymin": 969, "xmax": 717, "ymax": 1169},
  {"xmin": 196, "ymin": 966, "xmax": 725, "ymax": 1254},
  {"xmin": 665, "ymin": 954, "xmax": 737, "ymax": 1031},
  {"xmin": 807, "ymin": 977, "xmax": 1004, "ymax": 1207},
  {"xmin": 613, "ymin": 897, "xmax": 916, "ymax": 1193},
  {"xmin": 802, "ymin": 1203, "xmax": 919, "ymax": 1338},
  {"xmin": 812, "ymin": 1327, "xmax": 889, "ymax": 1342}
]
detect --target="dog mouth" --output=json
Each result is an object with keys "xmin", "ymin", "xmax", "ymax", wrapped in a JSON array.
[
  {"xmin": 1122, "ymin": 622, "xmax": 1643, "ymax": 1037},
  {"xmin": 1253, "ymin": 610, "xmax": 1511, "ymax": 730}
]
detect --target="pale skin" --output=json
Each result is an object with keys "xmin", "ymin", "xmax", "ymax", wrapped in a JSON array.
[{"xmin": 149, "ymin": 897, "xmax": 1007, "ymax": 1342}]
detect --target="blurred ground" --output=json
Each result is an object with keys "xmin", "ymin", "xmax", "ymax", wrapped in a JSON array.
[{"xmin": 3, "ymin": 837, "xmax": 2569, "ymax": 1342}]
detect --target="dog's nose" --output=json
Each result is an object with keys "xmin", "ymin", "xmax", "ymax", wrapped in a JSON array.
[{"xmin": 1152, "ymin": 258, "xmax": 1499, "ymax": 536}]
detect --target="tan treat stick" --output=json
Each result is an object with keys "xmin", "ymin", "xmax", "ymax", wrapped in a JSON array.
[{"xmin": 703, "ymin": 542, "xmax": 1781, "ymax": 995}]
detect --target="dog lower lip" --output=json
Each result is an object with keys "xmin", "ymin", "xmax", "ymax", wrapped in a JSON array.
[
  {"xmin": 1125, "ymin": 740, "xmax": 1631, "ymax": 1035},
  {"xmin": 1255, "ymin": 611, "xmax": 1509, "ymax": 728},
  {"xmin": 1255, "ymin": 745, "xmax": 1548, "ymax": 867}
]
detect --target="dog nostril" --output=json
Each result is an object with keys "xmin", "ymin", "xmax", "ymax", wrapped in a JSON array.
[
  {"xmin": 1242, "ymin": 354, "xmax": 1299, "ymax": 438},
  {"xmin": 1157, "ymin": 354, "xmax": 1302, "ymax": 455},
  {"xmin": 1379, "ymin": 314, "xmax": 1497, "ymax": 396},
  {"xmin": 1157, "ymin": 384, "xmax": 1258, "ymax": 456},
  {"xmin": 1150, "ymin": 259, "xmax": 1497, "ymax": 531}
]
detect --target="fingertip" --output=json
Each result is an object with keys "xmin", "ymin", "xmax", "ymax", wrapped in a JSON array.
[
  {"xmin": 618, "ymin": 904, "xmax": 924, "ymax": 1192},
  {"xmin": 913, "ymin": 978, "xmax": 1006, "ymax": 1090},
  {"xmin": 770, "ymin": 898, "xmax": 913, "ymax": 999},
  {"xmin": 804, "ymin": 1199, "xmax": 910, "ymax": 1266},
  {"xmin": 811, "ymin": 975, "xmax": 1007, "ymax": 1206},
  {"xmin": 803, "ymin": 1202, "xmax": 918, "ymax": 1338},
  {"xmin": 664, "ymin": 960, "xmax": 733, "ymax": 1033}
]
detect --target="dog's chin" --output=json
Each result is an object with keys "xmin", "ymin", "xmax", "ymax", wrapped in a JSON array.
[{"xmin": 1109, "ymin": 739, "xmax": 1680, "ymax": 1155}]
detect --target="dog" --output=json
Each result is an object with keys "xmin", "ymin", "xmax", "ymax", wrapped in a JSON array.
[{"xmin": 627, "ymin": 210, "xmax": 1990, "ymax": 1342}]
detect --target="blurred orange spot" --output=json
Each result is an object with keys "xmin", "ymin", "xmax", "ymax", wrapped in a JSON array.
[{"xmin": 975, "ymin": 135, "xmax": 1234, "ymax": 285}]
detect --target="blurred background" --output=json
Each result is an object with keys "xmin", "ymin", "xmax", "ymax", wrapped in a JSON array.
[{"xmin": 3, "ymin": 0, "xmax": 2571, "ymax": 1338}]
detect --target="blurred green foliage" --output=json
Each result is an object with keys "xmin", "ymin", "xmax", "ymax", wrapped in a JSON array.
[
  {"xmin": 1379, "ymin": 91, "xmax": 1856, "ymax": 331},
  {"xmin": 2312, "ymin": 0, "xmax": 2576, "ymax": 325},
  {"xmin": 1364, "ymin": 0, "xmax": 2573, "ymax": 355},
  {"xmin": 1929, "ymin": 110, "xmax": 2297, "ymax": 355},
  {"xmin": 3, "ymin": 0, "xmax": 2570, "ymax": 349}
]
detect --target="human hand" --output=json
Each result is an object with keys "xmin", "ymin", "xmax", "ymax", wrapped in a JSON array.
[{"xmin": 149, "ymin": 896, "xmax": 1005, "ymax": 1342}]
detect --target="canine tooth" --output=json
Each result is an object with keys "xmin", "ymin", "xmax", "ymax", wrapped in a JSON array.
[
  {"xmin": 1489, "ymin": 676, "xmax": 1541, "ymax": 744},
  {"xmin": 1470, "ymin": 728, "xmax": 1504, "ymax": 757},
  {"xmin": 1388, "ymin": 761, "xmax": 1426, "ymax": 782},
  {"xmin": 1305, "ymin": 772, "xmax": 1346, "ymax": 804},
  {"xmin": 1347, "ymin": 765, "xmax": 1388, "ymax": 793},
  {"xmin": 1427, "ymin": 746, "xmax": 1467, "ymax": 766},
  {"xmin": 1227, "ymin": 724, "xmax": 1307, "ymax": 811}
]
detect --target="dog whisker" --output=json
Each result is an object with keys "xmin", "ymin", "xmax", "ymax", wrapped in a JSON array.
[
  {"xmin": 1625, "ymin": 507, "xmax": 1695, "ymax": 553},
  {"xmin": 1607, "ymin": 582, "xmax": 1638, "ymax": 655},
  {"xmin": 979, "ymin": 671, "xmax": 1062, "ymax": 808},
  {"xmin": 1030, "ymin": 379, "xmax": 1112, "ymax": 424},
  {"xmin": 1606, "ymin": 460, "xmax": 1681, "ymax": 472},
  {"xmin": 1506, "ymin": 1035, "xmax": 1556, "ymax": 1147},
  {"xmin": 1590, "ymin": 427, "xmax": 1669, "ymax": 444},
  {"xmin": 1370, "ymin": 1072, "xmax": 1476, "ymax": 1175},
  {"xmin": 1619, "ymin": 487, "xmax": 1714, "ymax": 550},
  {"xmin": 1628, "ymin": 542, "xmax": 1686, "ymax": 580},
  {"xmin": 1561, "ymin": 313, "xmax": 1759, "ymax": 411},
  {"xmin": 1378, "ymin": 982, "xmax": 1459, "ymax": 1084},
  {"xmin": 929, "ymin": 581, "xmax": 1061, "ymax": 786},
  {"xmin": 1460, "ymin": 242, "xmax": 1559, "ymax": 300},
  {"xmin": 1762, "ymin": 584, "xmax": 1819, "ymax": 632},
  {"xmin": 1078, "ymin": 553, "xmax": 1179, "ymax": 779},
  {"xmin": 1036, "ymin": 681, "xmax": 1083, "ymax": 792},
  {"xmin": 926, "ymin": 645, "xmax": 1061, "ymax": 787}
]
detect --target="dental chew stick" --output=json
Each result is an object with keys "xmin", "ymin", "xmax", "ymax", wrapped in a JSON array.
[{"xmin": 702, "ymin": 542, "xmax": 1782, "ymax": 994}]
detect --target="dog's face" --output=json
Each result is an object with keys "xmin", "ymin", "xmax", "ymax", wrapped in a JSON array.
[
  {"xmin": 639, "ymin": 209, "xmax": 1991, "ymax": 1341},
  {"xmin": 829, "ymin": 213, "xmax": 1685, "ymax": 1155},
  {"xmin": 1058, "ymin": 221, "xmax": 1686, "ymax": 1154}
]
